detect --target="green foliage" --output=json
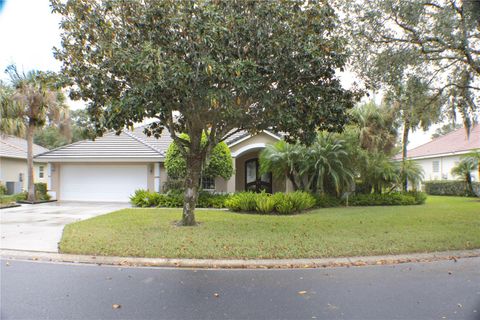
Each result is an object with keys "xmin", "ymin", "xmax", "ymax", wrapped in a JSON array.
[
  {"xmin": 431, "ymin": 123, "xmax": 463, "ymax": 139},
  {"xmin": 314, "ymin": 194, "xmax": 343, "ymax": 208},
  {"xmin": 225, "ymin": 192, "xmax": 258, "ymax": 212},
  {"xmin": 0, "ymin": 183, "xmax": 7, "ymax": 195},
  {"xmin": 347, "ymin": 192, "xmax": 426, "ymax": 206},
  {"xmin": 424, "ymin": 181, "xmax": 480, "ymax": 197},
  {"xmin": 34, "ymin": 183, "xmax": 50, "ymax": 201},
  {"xmin": 255, "ymin": 192, "xmax": 276, "ymax": 214},
  {"xmin": 130, "ymin": 189, "xmax": 231, "ymax": 208},
  {"xmin": 34, "ymin": 126, "xmax": 70, "ymax": 149},
  {"xmin": 52, "ymin": 0, "xmax": 357, "ymax": 223},
  {"xmin": 165, "ymin": 133, "xmax": 233, "ymax": 180},
  {"xmin": 226, "ymin": 191, "xmax": 315, "ymax": 215}
]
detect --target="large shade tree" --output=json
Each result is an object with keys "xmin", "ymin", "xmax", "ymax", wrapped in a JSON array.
[
  {"xmin": 52, "ymin": 0, "xmax": 356, "ymax": 225},
  {"xmin": 336, "ymin": 0, "xmax": 479, "ymax": 129},
  {"xmin": 0, "ymin": 66, "xmax": 67, "ymax": 201}
]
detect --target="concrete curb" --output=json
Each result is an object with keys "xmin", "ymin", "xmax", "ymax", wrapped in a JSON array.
[{"xmin": 2, "ymin": 248, "xmax": 480, "ymax": 269}]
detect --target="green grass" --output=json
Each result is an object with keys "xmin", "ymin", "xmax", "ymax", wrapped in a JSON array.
[
  {"xmin": 0, "ymin": 195, "xmax": 17, "ymax": 205},
  {"xmin": 59, "ymin": 196, "xmax": 480, "ymax": 259}
]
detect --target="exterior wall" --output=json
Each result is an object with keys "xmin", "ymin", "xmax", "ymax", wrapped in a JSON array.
[
  {"xmin": 229, "ymin": 132, "xmax": 279, "ymax": 155},
  {"xmin": 0, "ymin": 157, "xmax": 48, "ymax": 191},
  {"xmin": 414, "ymin": 155, "xmax": 479, "ymax": 186},
  {"xmin": 159, "ymin": 162, "xmax": 168, "ymax": 192},
  {"xmin": 147, "ymin": 163, "xmax": 155, "ymax": 192}
]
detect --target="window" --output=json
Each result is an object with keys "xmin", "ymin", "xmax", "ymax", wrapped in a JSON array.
[
  {"xmin": 39, "ymin": 166, "xmax": 45, "ymax": 178},
  {"xmin": 432, "ymin": 161, "xmax": 440, "ymax": 173},
  {"xmin": 201, "ymin": 177, "xmax": 215, "ymax": 190}
]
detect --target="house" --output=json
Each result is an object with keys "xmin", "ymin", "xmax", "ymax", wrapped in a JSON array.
[
  {"xmin": 394, "ymin": 124, "xmax": 480, "ymax": 185},
  {"xmin": 35, "ymin": 126, "xmax": 293, "ymax": 202},
  {"xmin": 0, "ymin": 135, "xmax": 49, "ymax": 193}
]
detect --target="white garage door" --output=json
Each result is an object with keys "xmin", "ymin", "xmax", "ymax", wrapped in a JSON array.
[{"xmin": 60, "ymin": 164, "xmax": 148, "ymax": 202}]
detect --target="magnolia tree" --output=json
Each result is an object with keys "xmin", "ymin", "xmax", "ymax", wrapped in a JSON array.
[{"xmin": 52, "ymin": 0, "xmax": 356, "ymax": 225}]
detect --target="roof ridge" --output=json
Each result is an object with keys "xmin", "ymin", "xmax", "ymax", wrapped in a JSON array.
[{"xmin": 122, "ymin": 128, "xmax": 164, "ymax": 155}]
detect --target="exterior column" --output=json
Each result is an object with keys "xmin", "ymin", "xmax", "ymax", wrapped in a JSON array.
[
  {"xmin": 226, "ymin": 157, "xmax": 236, "ymax": 193},
  {"xmin": 154, "ymin": 162, "xmax": 161, "ymax": 193},
  {"xmin": 47, "ymin": 163, "xmax": 52, "ymax": 189}
]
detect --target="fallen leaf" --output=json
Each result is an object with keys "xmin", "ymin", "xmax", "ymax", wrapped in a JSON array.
[
  {"xmin": 448, "ymin": 271, "xmax": 453, "ymax": 275},
  {"xmin": 213, "ymin": 293, "xmax": 220, "ymax": 298},
  {"xmin": 112, "ymin": 304, "xmax": 121, "ymax": 309},
  {"xmin": 298, "ymin": 291, "xmax": 307, "ymax": 295},
  {"xmin": 5, "ymin": 262, "xmax": 10, "ymax": 266},
  {"xmin": 458, "ymin": 303, "xmax": 463, "ymax": 308}
]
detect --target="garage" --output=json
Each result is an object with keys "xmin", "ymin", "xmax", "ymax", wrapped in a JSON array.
[{"xmin": 59, "ymin": 164, "xmax": 148, "ymax": 202}]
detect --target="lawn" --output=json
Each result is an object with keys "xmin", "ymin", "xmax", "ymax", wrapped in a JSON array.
[{"xmin": 59, "ymin": 196, "xmax": 480, "ymax": 259}]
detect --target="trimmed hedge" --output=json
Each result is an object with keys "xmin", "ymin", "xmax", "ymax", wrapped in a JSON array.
[
  {"xmin": 346, "ymin": 192, "xmax": 426, "ymax": 206},
  {"xmin": 130, "ymin": 189, "xmax": 230, "ymax": 208},
  {"xmin": 424, "ymin": 180, "xmax": 480, "ymax": 197},
  {"xmin": 225, "ymin": 191, "xmax": 316, "ymax": 215}
]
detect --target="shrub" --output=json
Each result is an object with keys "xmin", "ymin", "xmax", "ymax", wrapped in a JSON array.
[
  {"xmin": 273, "ymin": 194, "xmax": 295, "ymax": 215},
  {"xmin": 130, "ymin": 189, "xmax": 230, "ymax": 208},
  {"xmin": 225, "ymin": 192, "xmax": 258, "ymax": 212},
  {"xmin": 288, "ymin": 191, "xmax": 316, "ymax": 212},
  {"xmin": 34, "ymin": 183, "xmax": 50, "ymax": 201},
  {"xmin": 314, "ymin": 194, "xmax": 342, "ymax": 208},
  {"xmin": 255, "ymin": 192, "xmax": 275, "ymax": 213},
  {"xmin": 347, "ymin": 192, "xmax": 426, "ymax": 206},
  {"xmin": 0, "ymin": 183, "xmax": 7, "ymax": 195},
  {"xmin": 424, "ymin": 180, "xmax": 480, "ymax": 197}
]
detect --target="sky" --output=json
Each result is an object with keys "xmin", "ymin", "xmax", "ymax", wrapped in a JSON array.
[{"xmin": 0, "ymin": 0, "xmax": 443, "ymax": 149}]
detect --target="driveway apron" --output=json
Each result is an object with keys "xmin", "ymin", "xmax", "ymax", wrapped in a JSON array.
[{"xmin": 0, "ymin": 202, "xmax": 128, "ymax": 252}]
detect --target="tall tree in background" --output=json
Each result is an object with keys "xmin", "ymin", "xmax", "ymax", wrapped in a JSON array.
[
  {"xmin": 52, "ymin": 0, "xmax": 356, "ymax": 226},
  {"xmin": 431, "ymin": 123, "xmax": 463, "ymax": 139},
  {"xmin": 0, "ymin": 66, "xmax": 67, "ymax": 201},
  {"xmin": 337, "ymin": 0, "xmax": 479, "ymax": 129},
  {"xmin": 385, "ymin": 76, "xmax": 441, "ymax": 191}
]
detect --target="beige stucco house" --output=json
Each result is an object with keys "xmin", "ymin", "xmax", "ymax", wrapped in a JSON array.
[
  {"xmin": 0, "ymin": 135, "xmax": 49, "ymax": 193},
  {"xmin": 35, "ymin": 126, "xmax": 293, "ymax": 202}
]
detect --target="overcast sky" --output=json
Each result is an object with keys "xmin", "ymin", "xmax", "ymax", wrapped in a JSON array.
[{"xmin": 0, "ymin": 0, "xmax": 443, "ymax": 149}]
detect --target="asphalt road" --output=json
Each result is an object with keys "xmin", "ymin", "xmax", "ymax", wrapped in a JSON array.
[{"xmin": 1, "ymin": 257, "xmax": 479, "ymax": 320}]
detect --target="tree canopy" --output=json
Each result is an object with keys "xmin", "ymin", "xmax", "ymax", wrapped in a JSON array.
[{"xmin": 52, "ymin": 0, "xmax": 356, "ymax": 225}]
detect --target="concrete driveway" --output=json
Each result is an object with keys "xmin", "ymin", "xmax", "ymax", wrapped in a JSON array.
[{"xmin": 0, "ymin": 201, "xmax": 129, "ymax": 252}]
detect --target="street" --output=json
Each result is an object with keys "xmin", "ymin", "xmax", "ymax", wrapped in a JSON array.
[{"xmin": 1, "ymin": 257, "xmax": 479, "ymax": 320}]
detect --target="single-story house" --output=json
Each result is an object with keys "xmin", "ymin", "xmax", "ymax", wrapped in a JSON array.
[
  {"xmin": 0, "ymin": 135, "xmax": 49, "ymax": 193},
  {"xmin": 394, "ymin": 124, "xmax": 480, "ymax": 186},
  {"xmin": 35, "ymin": 126, "xmax": 294, "ymax": 202}
]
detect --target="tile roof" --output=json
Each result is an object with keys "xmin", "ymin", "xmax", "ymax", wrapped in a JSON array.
[
  {"xmin": 0, "ymin": 136, "xmax": 49, "ymax": 160},
  {"xmin": 35, "ymin": 123, "xmax": 280, "ymax": 162},
  {"xmin": 394, "ymin": 124, "xmax": 480, "ymax": 160}
]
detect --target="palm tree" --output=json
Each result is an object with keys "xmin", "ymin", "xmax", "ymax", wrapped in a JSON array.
[
  {"xmin": 385, "ymin": 76, "xmax": 442, "ymax": 191},
  {"xmin": 358, "ymin": 151, "xmax": 399, "ymax": 194},
  {"xmin": 304, "ymin": 133, "xmax": 354, "ymax": 195},
  {"xmin": 0, "ymin": 65, "xmax": 67, "ymax": 202},
  {"xmin": 451, "ymin": 160, "xmax": 477, "ymax": 196},
  {"xmin": 259, "ymin": 140, "xmax": 306, "ymax": 191},
  {"xmin": 399, "ymin": 160, "xmax": 424, "ymax": 191}
]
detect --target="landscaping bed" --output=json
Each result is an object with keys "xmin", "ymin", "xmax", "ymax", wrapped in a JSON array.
[{"xmin": 60, "ymin": 196, "xmax": 480, "ymax": 259}]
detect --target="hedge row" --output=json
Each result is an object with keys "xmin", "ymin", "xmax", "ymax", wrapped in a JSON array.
[
  {"xmin": 130, "ymin": 189, "xmax": 230, "ymax": 208},
  {"xmin": 130, "ymin": 190, "xmax": 427, "ymax": 211},
  {"xmin": 424, "ymin": 180, "xmax": 480, "ymax": 197}
]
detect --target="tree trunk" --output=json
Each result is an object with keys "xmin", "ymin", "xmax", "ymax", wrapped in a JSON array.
[
  {"xmin": 26, "ymin": 124, "xmax": 36, "ymax": 202},
  {"xmin": 179, "ymin": 130, "xmax": 204, "ymax": 226},
  {"xmin": 287, "ymin": 172, "xmax": 299, "ymax": 191},
  {"xmin": 401, "ymin": 120, "xmax": 410, "ymax": 192},
  {"xmin": 466, "ymin": 173, "xmax": 474, "ymax": 196}
]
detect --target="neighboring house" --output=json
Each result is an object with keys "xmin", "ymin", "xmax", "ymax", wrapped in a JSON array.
[
  {"xmin": 394, "ymin": 124, "xmax": 480, "ymax": 186},
  {"xmin": 35, "ymin": 126, "xmax": 293, "ymax": 202},
  {"xmin": 0, "ymin": 135, "xmax": 49, "ymax": 193}
]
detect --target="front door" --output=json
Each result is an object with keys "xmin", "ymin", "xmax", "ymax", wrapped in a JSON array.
[{"xmin": 245, "ymin": 158, "xmax": 272, "ymax": 193}]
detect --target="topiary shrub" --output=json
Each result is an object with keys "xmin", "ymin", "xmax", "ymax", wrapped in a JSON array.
[
  {"xmin": 34, "ymin": 183, "xmax": 50, "ymax": 201},
  {"xmin": 0, "ymin": 183, "xmax": 7, "ymax": 195}
]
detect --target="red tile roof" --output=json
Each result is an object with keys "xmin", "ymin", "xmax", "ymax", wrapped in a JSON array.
[{"xmin": 394, "ymin": 124, "xmax": 480, "ymax": 160}]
